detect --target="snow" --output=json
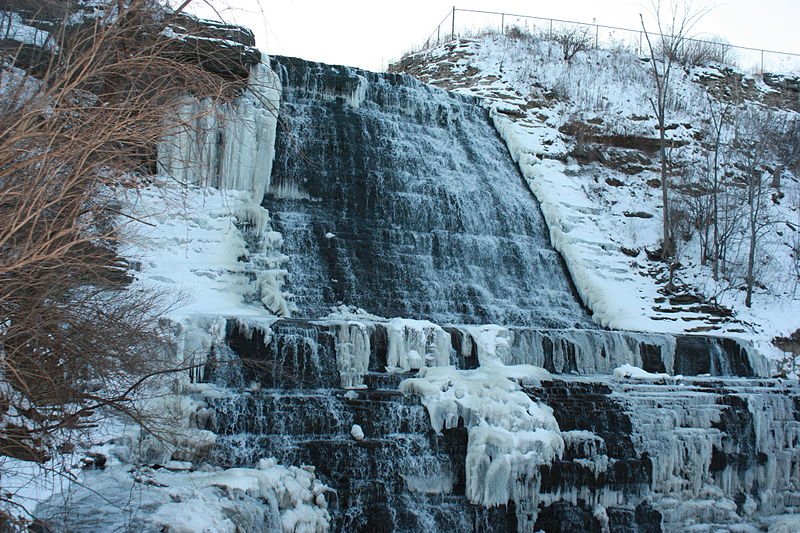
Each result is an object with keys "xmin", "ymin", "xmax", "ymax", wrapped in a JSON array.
[
  {"xmin": 350, "ymin": 424, "xmax": 365, "ymax": 441},
  {"xmin": 613, "ymin": 363, "xmax": 675, "ymax": 381},
  {"xmin": 0, "ymin": 11, "xmax": 57, "ymax": 50},
  {"xmin": 400, "ymin": 362, "xmax": 558, "ymax": 508},
  {"xmin": 33, "ymin": 458, "xmax": 330, "ymax": 533},
  {"xmin": 323, "ymin": 305, "xmax": 386, "ymax": 322},
  {"xmin": 121, "ymin": 185, "xmax": 291, "ymax": 323},
  {"xmin": 462, "ymin": 324, "xmax": 513, "ymax": 365},
  {"xmin": 768, "ymin": 515, "xmax": 800, "ymax": 533}
]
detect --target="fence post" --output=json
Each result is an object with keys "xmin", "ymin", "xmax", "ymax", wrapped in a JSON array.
[
  {"xmin": 501, "ymin": 13, "xmax": 504, "ymax": 34},
  {"xmin": 595, "ymin": 24, "xmax": 599, "ymax": 48},
  {"xmin": 452, "ymin": 6, "xmax": 455, "ymax": 41},
  {"xmin": 437, "ymin": 25, "xmax": 440, "ymax": 45},
  {"xmin": 549, "ymin": 19, "xmax": 553, "ymax": 40},
  {"xmin": 761, "ymin": 49, "xmax": 765, "ymax": 73}
]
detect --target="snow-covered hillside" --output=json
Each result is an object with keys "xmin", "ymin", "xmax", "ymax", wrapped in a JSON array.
[{"xmin": 392, "ymin": 33, "xmax": 800, "ymax": 367}]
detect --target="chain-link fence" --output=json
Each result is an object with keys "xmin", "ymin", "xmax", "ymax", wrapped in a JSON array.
[{"xmin": 416, "ymin": 7, "xmax": 800, "ymax": 74}]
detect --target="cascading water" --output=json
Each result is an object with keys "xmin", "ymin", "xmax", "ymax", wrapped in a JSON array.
[{"xmin": 265, "ymin": 56, "xmax": 591, "ymax": 327}]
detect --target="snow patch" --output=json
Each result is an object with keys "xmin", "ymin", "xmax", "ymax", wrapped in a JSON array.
[{"xmin": 613, "ymin": 364, "xmax": 675, "ymax": 381}]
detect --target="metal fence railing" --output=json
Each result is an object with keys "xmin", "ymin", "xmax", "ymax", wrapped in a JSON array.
[{"xmin": 415, "ymin": 7, "xmax": 800, "ymax": 74}]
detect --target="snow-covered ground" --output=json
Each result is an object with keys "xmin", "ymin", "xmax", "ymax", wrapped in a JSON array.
[{"xmin": 391, "ymin": 34, "xmax": 800, "ymax": 368}]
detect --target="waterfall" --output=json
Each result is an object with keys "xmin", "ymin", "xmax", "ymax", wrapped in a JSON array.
[
  {"xmin": 202, "ymin": 319, "xmax": 800, "ymax": 532},
  {"xmin": 266, "ymin": 56, "xmax": 592, "ymax": 327}
]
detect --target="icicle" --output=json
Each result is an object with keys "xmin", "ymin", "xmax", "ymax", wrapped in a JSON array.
[
  {"xmin": 333, "ymin": 321, "xmax": 372, "ymax": 388},
  {"xmin": 157, "ymin": 57, "xmax": 281, "ymax": 204},
  {"xmin": 385, "ymin": 318, "xmax": 452, "ymax": 372}
]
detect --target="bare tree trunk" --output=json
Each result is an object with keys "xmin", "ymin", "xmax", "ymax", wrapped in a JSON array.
[
  {"xmin": 745, "ymin": 208, "xmax": 756, "ymax": 307},
  {"xmin": 640, "ymin": 2, "xmax": 710, "ymax": 267},
  {"xmin": 708, "ymin": 97, "xmax": 730, "ymax": 282},
  {"xmin": 658, "ymin": 117, "xmax": 673, "ymax": 258}
]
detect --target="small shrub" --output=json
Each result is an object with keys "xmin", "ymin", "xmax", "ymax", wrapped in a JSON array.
[
  {"xmin": 554, "ymin": 27, "xmax": 593, "ymax": 62},
  {"xmin": 505, "ymin": 25, "xmax": 532, "ymax": 41},
  {"xmin": 659, "ymin": 35, "xmax": 736, "ymax": 67}
]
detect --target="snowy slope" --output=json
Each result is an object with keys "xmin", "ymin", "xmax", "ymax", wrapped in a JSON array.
[{"xmin": 391, "ymin": 35, "xmax": 800, "ymax": 367}]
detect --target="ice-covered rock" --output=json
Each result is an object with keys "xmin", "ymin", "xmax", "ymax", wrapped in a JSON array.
[
  {"xmin": 400, "ymin": 362, "xmax": 559, "ymax": 509},
  {"xmin": 386, "ymin": 318, "xmax": 452, "ymax": 372}
]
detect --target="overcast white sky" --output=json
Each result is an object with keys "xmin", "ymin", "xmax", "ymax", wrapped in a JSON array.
[{"xmin": 185, "ymin": 0, "xmax": 799, "ymax": 72}]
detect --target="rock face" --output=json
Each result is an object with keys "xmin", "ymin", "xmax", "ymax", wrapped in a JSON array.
[
  {"xmin": 202, "ymin": 319, "xmax": 800, "ymax": 532},
  {"xmin": 160, "ymin": 13, "xmax": 262, "ymax": 80},
  {"xmin": 265, "ymin": 56, "xmax": 591, "ymax": 327},
  {"xmin": 0, "ymin": 2, "xmax": 260, "ymax": 80}
]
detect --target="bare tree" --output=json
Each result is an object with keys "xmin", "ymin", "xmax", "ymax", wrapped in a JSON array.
[
  {"xmin": 0, "ymin": 0, "xmax": 236, "ymax": 470},
  {"xmin": 640, "ymin": 1, "xmax": 708, "ymax": 266},
  {"xmin": 731, "ymin": 109, "xmax": 789, "ymax": 307},
  {"xmin": 704, "ymin": 94, "xmax": 735, "ymax": 281}
]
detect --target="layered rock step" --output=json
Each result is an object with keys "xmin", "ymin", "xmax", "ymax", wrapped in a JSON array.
[{"xmin": 193, "ymin": 318, "xmax": 798, "ymax": 532}]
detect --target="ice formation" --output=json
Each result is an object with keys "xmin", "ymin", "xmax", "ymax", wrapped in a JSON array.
[
  {"xmin": 386, "ymin": 318, "xmax": 452, "ymax": 372},
  {"xmin": 331, "ymin": 321, "xmax": 372, "ymax": 388},
  {"xmin": 455, "ymin": 325, "xmax": 677, "ymax": 374},
  {"xmin": 157, "ymin": 58, "xmax": 281, "ymax": 202},
  {"xmin": 618, "ymin": 377, "xmax": 800, "ymax": 527},
  {"xmin": 400, "ymin": 363, "xmax": 560, "ymax": 509}
]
